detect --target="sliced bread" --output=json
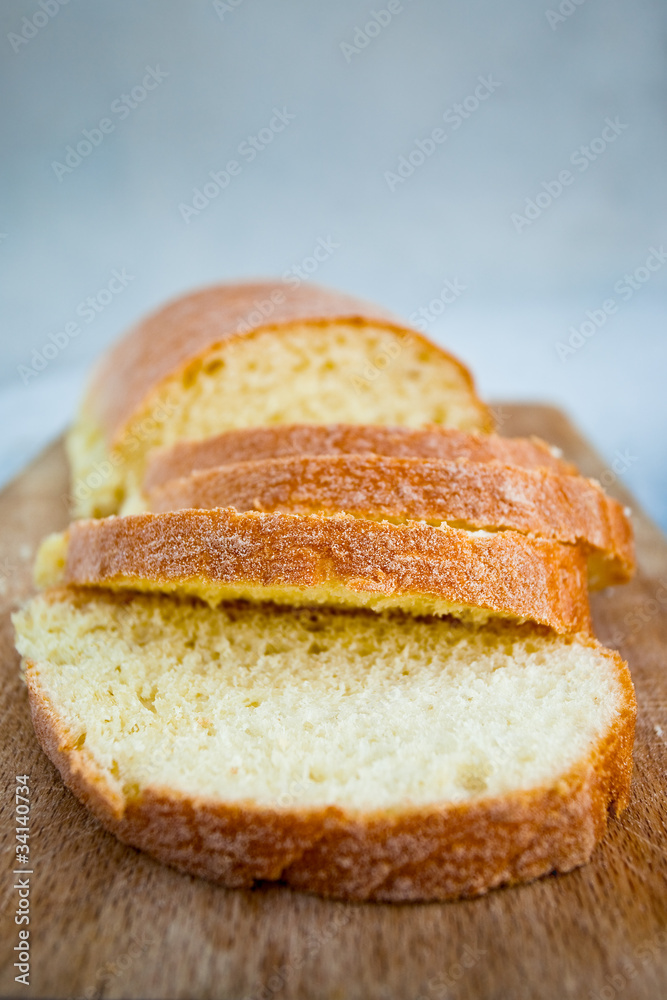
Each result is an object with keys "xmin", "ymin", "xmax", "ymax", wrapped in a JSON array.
[
  {"xmin": 147, "ymin": 454, "xmax": 634, "ymax": 589},
  {"xmin": 143, "ymin": 423, "xmax": 575, "ymax": 495},
  {"xmin": 67, "ymin": 282, "xmax": 492, "ymax": 518},
  {"xmin": 13, "ymin": 587, "xmax": 635, "ymax": 902},
  {"xmin": 35, "ymin": 508, "xmax": 591, "ymax": 633}
]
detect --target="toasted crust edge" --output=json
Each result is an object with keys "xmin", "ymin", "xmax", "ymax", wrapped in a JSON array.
[
  {"xmin": 148, "ymin": 454, "xmax": 635, "ymax": 589},
  {"xmin": 41, "ymin": 508, "xmax": 593, "ymax": 634},
  {"xmin": 143, "ymin": 423, "xmax": 575, "ymax": 493},
  {"xmin": 24, "ymin": 634, "xmax": 635, "ymax": 902}
]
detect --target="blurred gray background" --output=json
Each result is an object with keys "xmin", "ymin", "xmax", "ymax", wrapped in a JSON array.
[{"xmin": 1, "ymin": 0, "xmax": 666, "ymax": 527}]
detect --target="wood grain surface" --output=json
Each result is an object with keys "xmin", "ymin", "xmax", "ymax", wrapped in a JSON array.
[{"xmin": 0, "ymin": 404, "xmax": 665, "ymax": 1000}]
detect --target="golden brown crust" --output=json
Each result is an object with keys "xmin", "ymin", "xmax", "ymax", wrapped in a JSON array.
[
  {"xmin": 148, "ymin": 454, "xmax": 635, "ymax": 588},
  {"xmin": 144, "ymin": 423, "xmax": 575, "ymax": 492},
  {"xmin": 84, "ymin": 282, "xmax": 493, "ymax": 443},
  {"xmin": 56, "ymin": 508, "xmax": 592, "ymax": 633},
  {"xmin": 24, "ymin": 637, "xmax": 636, "ymax": 902}
]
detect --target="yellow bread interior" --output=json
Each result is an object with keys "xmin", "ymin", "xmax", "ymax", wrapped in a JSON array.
[
  {"xmin": 13, "ymin": 588, "xmax": 627, "ymax": 812},
  {"xmin": 67, "ymin": 323, "xmax": 490, "ymax": 517}
]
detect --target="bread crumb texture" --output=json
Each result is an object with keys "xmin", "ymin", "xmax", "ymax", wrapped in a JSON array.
[
  {"xmin": 14, "ymin": 589, "xmax": 626, "ymax": 811},
  {"xmin": 67, "ymin": 323, "xmax": 489, "ymax": 517}
]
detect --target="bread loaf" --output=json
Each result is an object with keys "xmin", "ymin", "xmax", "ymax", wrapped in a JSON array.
[
  {"xmin": 143, "ymin": 423, "xmax": 575, "ymax": 495},
  {"xmin": 67, "ymin": 283, "xmax": 492, "ymax": 518},
  {"xmin": 147, "ymin": 454, "xmax": 634, "ymax": 589},
  {"xmin": 19, "ymin": 277, "xmax": 639, "ymax": 906},
  {"xmin": 13, "ymin": 587, "xmax": 635, "ymax": 902},
  {"xmin": 35, "ymin": 507, "xmax": 592, "ymax": 633}
]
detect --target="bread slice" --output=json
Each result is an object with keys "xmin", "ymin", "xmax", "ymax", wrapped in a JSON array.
[
  {"xmin": 35, "ymin": 507, "xmax": 591, "ymax": 633},
  {"xmin": 13, "ymin": 587, "xmax": 635, "ymax": 902},
  {"xmin": 143, "ymin": 423, "xmax": 575, "ymax": 495},
  {"xmin": 147, "ymin": 454, "xmax": 634, "ymax": 590},
  {"xmin": 66, "ymin": 282, "xmax": 492, "ymax": 518}
]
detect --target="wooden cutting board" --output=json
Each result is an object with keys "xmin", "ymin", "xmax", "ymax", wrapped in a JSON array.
[{"xmin": 1, "ymin": 404, "xmax": 665, "ymax": 1000}]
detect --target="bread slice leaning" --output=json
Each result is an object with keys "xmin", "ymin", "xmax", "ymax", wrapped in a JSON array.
[
  {"xmin": 13, "ymin": 587, "xmax": 636, "ymax": 902},
  {"xmin": 143, "ymin": 423, "xmax": 575, "ymax": 495},
  {"xmin": 66, "ymin": 282, "xmax": 493, "ymax": 518},
  {"xmin": 147, "ymin": 454, "xmax": 635, "ymax": 589},
  {"xmin": 35, "ymin": 507, "xmax": 592, "ymax": 634}
]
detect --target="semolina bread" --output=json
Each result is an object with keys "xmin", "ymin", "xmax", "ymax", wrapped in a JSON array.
[
  {"xmin": 35, "ymin": 507, "xmax": 592, "ymax": 634},
  {"xmin": 13, "ymin": 587, "xmax": 635, "ymax": 902},
  {"xmin": 147, "ymin": 454, "xmax": 635, "ymax": 589},
  {"xmin": 67, "ymin": 282, "xmax": 493, "ymax": 518},
  {"xmin": 143, "ymin": 423, "xmax": 576, "ymax": 495}
]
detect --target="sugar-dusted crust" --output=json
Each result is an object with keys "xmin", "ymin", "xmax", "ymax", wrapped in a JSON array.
[
  {"xmin": 44, "ymin": 508, "xmax": 592, "ymax": 633},
  {"xmin": 83, "ymin": 282, "xmax": 493, "ymax": 444},
  {"xmin": 148, "ymin": 454, "xmax": 635, "ymax": 589},
  {"xmin": 23, "ymin": 632, "xmax": 636, "ymax": 902},
  {"xmin": 144, "ymin": 423, "xmax": 575, "ymax": 493}
]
